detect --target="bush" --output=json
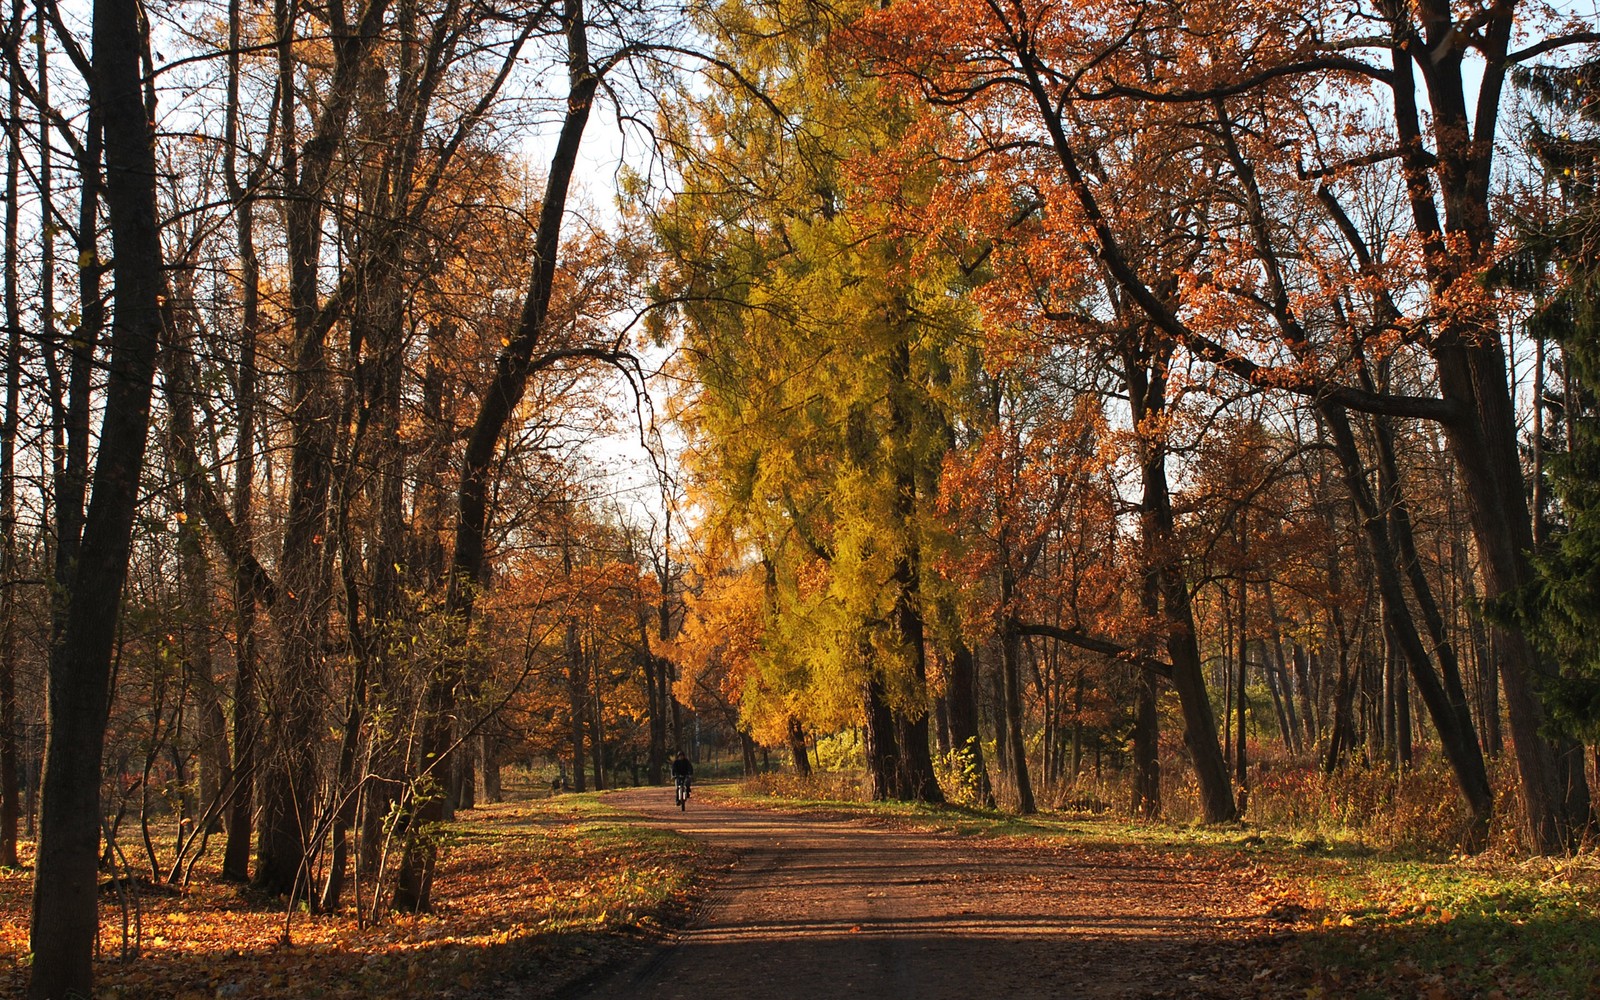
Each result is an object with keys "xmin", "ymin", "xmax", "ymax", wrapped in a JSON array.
[
  {"xmin": 934, "ymin": 739, "xmax": 990, "ymax": 807},
  {"xmin": 813, "ymin": 730, "xmax": 866, "ymax": 772}
]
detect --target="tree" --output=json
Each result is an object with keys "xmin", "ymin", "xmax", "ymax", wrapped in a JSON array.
[
  {"xmin": 1501, "ymin": 56, "xmax": 1600, "ymax": 745},
  {"xmin": 652, "ymin": 0, "xmax": 991, "ymax": 803},
  {"xmin": 28, "ymin": 0, "xmax": 166, "ymax": 991},
  {"xmin": 859, "ymin": 0, "xmax": 1595, "ymax": 850}
]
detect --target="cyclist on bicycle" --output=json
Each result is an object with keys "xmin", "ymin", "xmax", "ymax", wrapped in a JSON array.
[{"xmin": 672, "ymin": 750, "xmax": 694, "ymax": 806}]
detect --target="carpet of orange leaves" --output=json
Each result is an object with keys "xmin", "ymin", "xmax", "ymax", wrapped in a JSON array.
[{"xmin": 0, "ymin": 796, "xmax": 705, "ymax": 999}]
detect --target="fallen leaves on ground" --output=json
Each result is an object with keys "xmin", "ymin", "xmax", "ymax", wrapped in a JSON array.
[{"xmin": 0, "ymin": 796, "xmax": 706, "ymax": 1000}]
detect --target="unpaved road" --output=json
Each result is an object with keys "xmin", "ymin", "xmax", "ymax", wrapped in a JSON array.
[{"xmin": 572, "ymin": 786, "xmax": 1291, "ymax": 1000}]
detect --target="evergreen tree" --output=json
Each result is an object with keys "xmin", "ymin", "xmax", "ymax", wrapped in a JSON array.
[{"xmin": 1507, "ymin": 57, "xmax": 1600, "ymax": 740}]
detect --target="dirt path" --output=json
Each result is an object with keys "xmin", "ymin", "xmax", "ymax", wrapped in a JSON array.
[{"xmin": 570, "ymin": 786, "xmax": 1292, "ymax": 1000}]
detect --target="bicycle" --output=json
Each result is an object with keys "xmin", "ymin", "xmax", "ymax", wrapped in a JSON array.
[{"xmin": 674, "ymin": 775, "xmax": 691, "ymax": 810}]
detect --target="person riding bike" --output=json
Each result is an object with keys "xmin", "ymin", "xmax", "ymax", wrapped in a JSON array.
[{"xmin": 671, "ymin": 750, "xmax": 694, "ymax": 808}]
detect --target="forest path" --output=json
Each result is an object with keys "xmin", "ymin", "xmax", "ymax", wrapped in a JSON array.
[{"xmin": 566, "ymin": 785, "xmax": 1291, "ymax": 1000}]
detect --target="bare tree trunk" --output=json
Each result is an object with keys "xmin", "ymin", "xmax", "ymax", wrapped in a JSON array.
[
  {"xmin": 162, "ymin": 274, "xmax": 232, "ymax": 836},
  {"xmin": 395, "ymin": 0, "xmax": 601, "ymax": 911},
  {"xmin": 1124, "ymin": 337, "xmax": 1235, "ymax": 822},
  {"xmin": 219, "ymin": 0, "xmax": 261, "ymax": 883},
  {"xmin": 567, "ymin": 621, "xmax": 586, "ymax": 794},
  {"xmin": 28, "ymin": 0, "xmax": 165, "ymax": 989},
  {"xmin": 1, "ymin": 2, "xmax": 24, "ymax": 868},
  {"xmin": 256, "ymin": 0, "xmax": 396, "ymax": 900}
]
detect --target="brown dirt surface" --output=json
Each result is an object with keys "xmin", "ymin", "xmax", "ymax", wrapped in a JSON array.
[{"xmin": 568, "ymin": 785, "xmax": 1300, "ymax": 1000}]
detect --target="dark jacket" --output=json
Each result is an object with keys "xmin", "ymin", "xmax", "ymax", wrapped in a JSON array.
[{"xmin": 671, "ymin": 756, "xmax": 694, "ymax": 779}]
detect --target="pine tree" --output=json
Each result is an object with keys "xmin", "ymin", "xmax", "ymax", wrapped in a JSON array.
[{"xmin": 1509, "ymin": 57, "xmax": 1600, "ymax": 741}]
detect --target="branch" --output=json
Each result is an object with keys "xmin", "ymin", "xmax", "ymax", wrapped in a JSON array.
[
  {"xmin": 1019, "ymin": 59, "xmax": 1461, "ymax": 424},
  {"xmin": 1297, "ymin": 145, "xmax": 1436, "ymax": 180},
  {"xmin": 1077, "ymin": 56, "xmax": 1390, "ymax": 103},
  {"xmin": 1507, "ymin": 31, "xmax": 1600, "ymax": 64},
  {"xmin": 188, "ymin": 462, "xmax": 279, "ymax": 609},
  {"xmin": 1016, "ymin": 622, "xmax": 1173, "ymax": 681}
]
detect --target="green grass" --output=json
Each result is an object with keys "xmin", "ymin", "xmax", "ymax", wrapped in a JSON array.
[{"xmin": 1276, "ymin": 852, "xmax": 1600, "ymax": 999}]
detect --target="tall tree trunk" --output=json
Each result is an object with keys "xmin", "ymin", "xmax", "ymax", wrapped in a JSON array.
[
  {"xmin": 28, "ymin": 0, "xmax": 164, "ymax": 989},
  {"xmin": 643, "ymin": 652, "xmax": 665, "ymax": 784},
  {"xmin": 1264, "ymin": 585, "xmax": 1303, "ymax": 754},
  {"xmin": 567, "ymin": 621, "xmax": 587, "ymax": 794},
  {"xmin": 649, "ymin": 514, "xmax": 676, "ymax": 784},
  {"xmin": 589, "ymin": 636, "xmax": 606, "ymax": 792},
  {"xmin": 1, "ymin": 1, "xmax": 24, "ymax": 868},
  {"xmin": 1235, "ymin": 575, "xmax": 1249, "ymax": 813},
  {"xmin": 998, "ymin": 571, "xmax": 1034, "ymax": 813},
  {"xmin": 1387, "ymin": 16, "xmax": 1587, "ymax": 851},
  {"xmin": 862, "ymin": 675, "xmax": 899, "ymax": 801},
  {"xmin": 886, "ymin": 338, "xmax": 943, "ymax": 804},
  {"xmin": 162, "ymin": 277, "xmax": 232, "ymax": 836},
  {"xmin": 396, "ymin": 0, "xmax": 599, "ymax": 911},
  {"xmin": 1124, "ymin": 338, "xmax": 1235, "ymax": 822},
  {"xmin": 256, "ymin": 0, "xmax": 395, "ymax": 899},
  {"xmin": 482, "ymin": 732, "xmax": 503, "ymax": 803},
  {"xmin": 740, "ymin": 731, "xmax": 758, "ymax": 776},
  {"xmin": 219, "ymin": 0, "xmax": 261, "ymax": 882},
  {"xmin": 1323, "ymin": 628, "xmax": 1360, "ymax": 774},
  {"xmin": 1322, "ymin": 403, "xmax": 1493, "ymax": 843},
  {"xmin": 1131, "ymin": 671, "xmax": 1160, "ymax": 820}
]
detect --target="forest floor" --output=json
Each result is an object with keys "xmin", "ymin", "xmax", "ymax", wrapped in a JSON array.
[{"xmin": 3, "ymin": 778, "xmax": 1598, "ymax": 998}]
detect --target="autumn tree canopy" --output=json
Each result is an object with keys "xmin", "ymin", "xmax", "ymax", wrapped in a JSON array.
[{"xmin": 2, "ymin": 0, "xmax": 1598, "ymax": 993}]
